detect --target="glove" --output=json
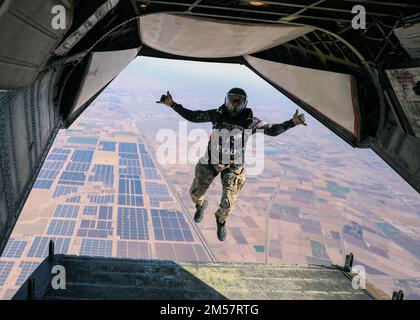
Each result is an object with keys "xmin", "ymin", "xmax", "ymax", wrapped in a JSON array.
[
  {"xmin": 156, "ymin": 91, "xmax": 174, "ymax": 107},
  {"xmin": 292, "ymin": 109, "xmax": 307, "ymax": 126}
]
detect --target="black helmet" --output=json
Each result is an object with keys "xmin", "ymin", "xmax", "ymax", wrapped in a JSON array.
[{"xmin": 224, "ymin": 88, "xmax": 248, "ymax": 116}]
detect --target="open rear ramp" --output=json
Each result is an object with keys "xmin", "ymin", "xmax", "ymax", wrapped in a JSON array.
[{"xmin": 12, "ymin": 254, "xmax": 388, "ymax": 300}]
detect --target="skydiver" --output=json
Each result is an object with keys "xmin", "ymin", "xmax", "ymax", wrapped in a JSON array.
[{"xmin": 157, "ymin": 88, "xmax": 307, "ymax": 241}]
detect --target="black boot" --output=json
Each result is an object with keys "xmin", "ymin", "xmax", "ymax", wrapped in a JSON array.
[
  {"xmin": 194, "ymin": 199, "xmax": 208, "ymax": 223},
  {"xmin": 216, "ymin": 217, "xmax": 227, "ymax": 241}
]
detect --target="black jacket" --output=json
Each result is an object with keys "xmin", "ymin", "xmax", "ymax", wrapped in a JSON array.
[
  {"xmin": 172, "ymin": 103, "xmax": 296, "ymax": 136},
  {"xmin": 172, "ymin": 103, "xmax": 295, "ymax": 165}
]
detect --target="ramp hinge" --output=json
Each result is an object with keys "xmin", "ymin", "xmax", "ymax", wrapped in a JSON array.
[
  {"xmin": 344, "ymin": 253, "xmax": 354, "ymax": 272},
  {"xmin": 392, "ymin": 290, "xmax": 404, "ymax": 300},
  {"xmin": 27, "ymin": 278, "xmax": 35, "ymax": 300},
  {"xmin": 48, "ymin": 240, "xmax": 55, "ymax": 263}
]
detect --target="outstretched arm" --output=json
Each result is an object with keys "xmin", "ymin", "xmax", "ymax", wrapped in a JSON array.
[
  {"xmin": 171, "ymin": 103, "xmax": 215, "ymax": 123},
  {"xmin": 252, "ymin": 110, "xmax": 307, "ymax": 136},
  {"xmin": 156, "ymin": 91, "xmax": 214, "ymax": 123}
]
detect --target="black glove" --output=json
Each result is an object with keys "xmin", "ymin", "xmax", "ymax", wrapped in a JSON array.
[
  {"xmin": 156, "ymin": 91, "xmax": 174, "ymax": 107},
  {"xmin": 292, "ymin": 109, "xmax": 307, "ymax": 126}
]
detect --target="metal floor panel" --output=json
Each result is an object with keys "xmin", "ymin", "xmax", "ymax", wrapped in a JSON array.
[{"xmin": 13, "ymin": 255, "xmax": 378, "ymax": 300}]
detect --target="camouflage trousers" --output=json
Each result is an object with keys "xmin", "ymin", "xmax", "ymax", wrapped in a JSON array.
[{"xmin": 189, "ymin": 160, "xmax": 246, "ymax": 224}]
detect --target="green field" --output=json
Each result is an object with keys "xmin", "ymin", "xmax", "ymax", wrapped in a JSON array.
[{"xmin": 67, "ymin": 136, "xmax": 98, "ymax": 144}]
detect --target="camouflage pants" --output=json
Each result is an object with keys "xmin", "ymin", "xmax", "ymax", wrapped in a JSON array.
[{"xmin": 189, "ymin": 160, "xmax": 246, "ymax": 224}]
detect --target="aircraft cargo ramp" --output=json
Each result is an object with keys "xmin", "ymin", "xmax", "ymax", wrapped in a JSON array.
[{"xmin": 12, "ymin": 254, "xmax": 389, "ymax": 300}]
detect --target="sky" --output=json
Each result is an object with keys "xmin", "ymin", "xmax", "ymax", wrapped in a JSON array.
[{"xmin": 119, "ymin": 56, "xmax": 298, "ymax": 115}]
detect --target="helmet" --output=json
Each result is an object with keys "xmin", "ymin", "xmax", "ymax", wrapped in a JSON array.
[{"xmin": 224, "ymin": 88, "xmax": 248, "ymax": 116}]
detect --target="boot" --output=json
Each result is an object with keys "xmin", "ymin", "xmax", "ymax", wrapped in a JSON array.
[
  {"xmin": 194, "ymin": 199, "xmax": 208, "ymax": 223},
  {"xmin": 216, "ymin": 217, "xmax": 227, "ymax": 241}
]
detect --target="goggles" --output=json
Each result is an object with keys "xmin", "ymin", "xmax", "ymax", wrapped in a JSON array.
[{"xmin": 225, "ymin": 94, "xmax": 247, "ymax": 114}]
